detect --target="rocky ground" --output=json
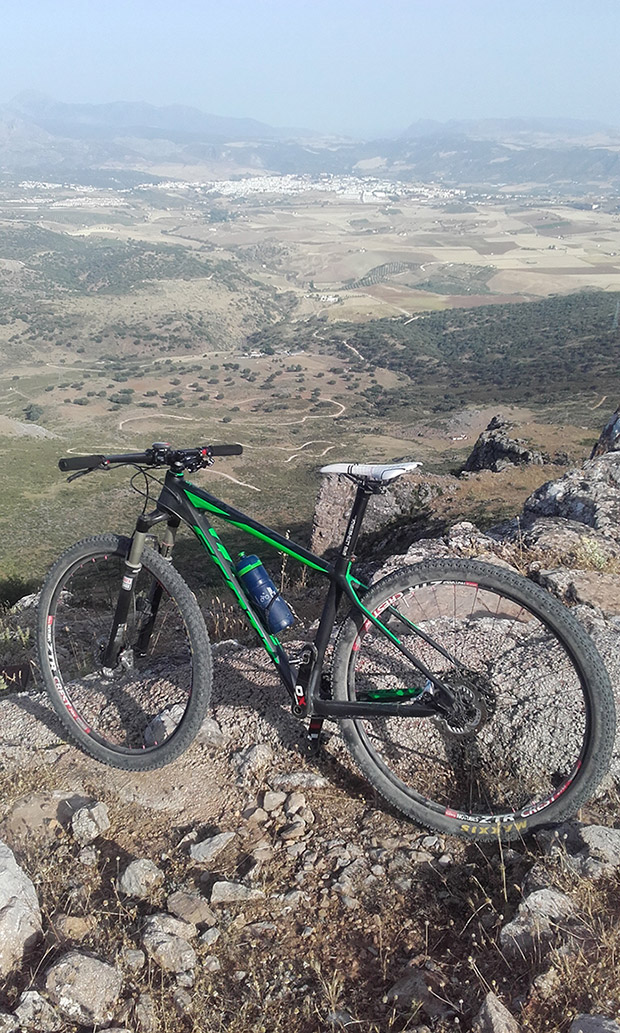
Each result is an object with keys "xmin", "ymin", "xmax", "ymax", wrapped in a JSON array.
[{"xmin": 2, "ymin": 435, "xmax": 620, "ymax": 1032}]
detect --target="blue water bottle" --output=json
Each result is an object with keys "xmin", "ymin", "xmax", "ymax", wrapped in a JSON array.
[{"xmin": 235, "ymin": 554, "xmax": 295, "ymax": 633}]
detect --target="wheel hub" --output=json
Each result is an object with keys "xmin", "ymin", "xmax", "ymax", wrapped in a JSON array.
[{"xmin": 434, "ymin": 670, "xmax": 494, "ymax": 738}]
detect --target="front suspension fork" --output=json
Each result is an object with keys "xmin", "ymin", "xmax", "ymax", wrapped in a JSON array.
[{"xmin": 101, "ymin": 514, "xmax": 179, "ymax": 668}]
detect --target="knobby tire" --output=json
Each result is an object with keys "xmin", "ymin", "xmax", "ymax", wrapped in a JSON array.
[
  {"xmin": 331, "ymin": 558, "xmax": 615, "ymax": 840},
  {"xmin": 37, "ymin": 534, "xmax": 212, "ymax": 770}
]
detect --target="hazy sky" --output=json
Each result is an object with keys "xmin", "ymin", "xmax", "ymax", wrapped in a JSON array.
[{"xmin": 2, "ymin": 0, "xmax": 619, "ymax": 136}]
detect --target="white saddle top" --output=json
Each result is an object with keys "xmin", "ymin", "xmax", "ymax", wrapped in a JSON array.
[{"xmin": 320, "ymin": 461, "xmax": 422, "ymax": 483}]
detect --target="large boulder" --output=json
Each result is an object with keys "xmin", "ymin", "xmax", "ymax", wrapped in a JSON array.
[
  {"xmin": 311, "ymin": 470, "xmax": 455, "ymax": 554},
  {"xmin": 523, "ymin": 453, "xmax": 620, "ymax": 540},
  {"xmin": 464, "ymin": 415, "xmax": 544, "ymax": 473},
  {"xmin": 0, "ymin": 841, "xmax": 42, "ymax": 976},
  {"xmin": 591, "ymin": 408, "xmax": 620, "ymax": 457}
]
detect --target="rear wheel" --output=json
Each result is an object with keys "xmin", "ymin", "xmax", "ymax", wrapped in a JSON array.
[
  {"xmin": 37, "ymin": 534, "xmax": 212, "ymax": 770},
  {"xmin": 332, "ymin": 559, "xmax": 615, "ymax": 839}
]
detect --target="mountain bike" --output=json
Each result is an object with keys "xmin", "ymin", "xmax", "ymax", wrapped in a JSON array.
[{"xmin": 37, "ymin": 443, "xmax": 616, "ymax": 840}]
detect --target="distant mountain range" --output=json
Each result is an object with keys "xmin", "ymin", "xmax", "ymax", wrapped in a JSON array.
[{"xmin": 2, "ymin": 93, "xmax": 620, "ymax": 192}]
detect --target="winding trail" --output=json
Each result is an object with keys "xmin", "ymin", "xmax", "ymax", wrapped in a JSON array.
[
  {"xmin": 285, "ymin": 445, "xmax": 335, "ymax": 463},
  {"xmin": 277, "ymin": 399, "xmax": 345, "ymax": 426},
  {"xmin": 207, "ymin": 470, "xmax": 261, "ymax": 492},
  {"xmin": 118, "ymin": 413, "xmax": 196, "ymax": 430},
  {"xmin": 111, "ymin": 397, "xmax": 346, "ymax": 477},
  {"xmin": 343, "ymin": 341, "xmax": 365, "ymax": 362}
]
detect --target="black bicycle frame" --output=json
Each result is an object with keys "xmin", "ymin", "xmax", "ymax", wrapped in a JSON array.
[{"xmin": 127, "ymin": 469, "xmax": 456, "ymax": 721}]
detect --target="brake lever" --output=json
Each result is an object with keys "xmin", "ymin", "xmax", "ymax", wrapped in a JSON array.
[{"xmin": 66, "ymin": 466, "xmax": 106, "ymax": 483}]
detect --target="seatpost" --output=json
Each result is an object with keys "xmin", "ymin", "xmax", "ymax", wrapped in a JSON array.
[{"xmin": 339, "ymin": 481, "xmax": 373, "ymax": 564}]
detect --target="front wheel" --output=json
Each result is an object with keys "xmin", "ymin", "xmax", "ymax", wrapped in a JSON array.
[
  {"xmin": 37, "ymin": 534, "xmax": 212, "ymax": 770},
  {"xmin": 331, "ymin": 559, "xmax": 615, "ymax": 839}
]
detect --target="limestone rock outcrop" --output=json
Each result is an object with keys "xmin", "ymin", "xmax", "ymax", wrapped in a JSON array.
[{"xmin": 464, "ymin": 415, "xmax": 544, "ymax": 473}]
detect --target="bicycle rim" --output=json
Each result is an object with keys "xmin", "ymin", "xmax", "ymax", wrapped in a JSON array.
[
  {"xmin": 337, "ymin": 573, "xmax": 599, "ymax": 832},
  {"xmin": 44, "ymin": 546, "xmax": 197, "ymax": 757}
]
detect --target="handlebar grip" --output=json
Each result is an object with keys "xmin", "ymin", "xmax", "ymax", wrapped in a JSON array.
[
  {"xmin": 209, "ymin": 444, "xmax": 243, "ymax": 456},
  {"xmin": 59, "ymin": 454, "xmax": 106, "ymax": 472}
]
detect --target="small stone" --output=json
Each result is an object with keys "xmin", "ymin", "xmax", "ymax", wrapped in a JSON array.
[
  {"xmin": 327, "ymin": 1009, "xmax": 356, "ymax": 1027},
  {"xmin": 281, "ymin": 890, "xmax": 305, "ymax": 905},
  {"xmin": 242, "ymin": 806, "xmax": 268, "ymax": 824},
  {"xmin": 200, "ymin": 928, "xmax": 220, "ymax": 947},
  {"xmin": 210, "ymin": 881, "xmax": 265, "ymax": 904},
  {"xmin": 189, "ymin": 831, "xmax": 236, "ymax": 863},
  {"xmin": 522, "ymin": 862, "xmax": 554, "ymax": 895},
  {"xmin": 533, "ymin": 966, "xmax": 562, "ymax": 999},
  {"xmin": 232, "ymin": 744, "xmax": 273, "ymax": 781},
  {"xmin": 279, "ymin": 821, "xmax": 306, "ymax": 841},
  {"xmin": 167, "ymin": 890, "xmax": 217, "ymax": 926},
  {"xmin": 500, "ymin": 888, "xmax": 576, "ymax": 956},
  {"xmin": 143, "ymin": 704, "xmax": 184, "ymax": 746},
  {"xmin": 118, "ymin": 858, "xmax": 164, "ymax": 899},
  {"xmin": 134, "ymin": 993, "xmax": 158, "ymax": 1033},
  {"xmin": 234, "ymin": 970, "xmax": 247, "ymax": 981},
  {"xmin": 262, "ymin": 791, "xmax": 287, "ymax": 812},
  {"xmin": 78, "ymin": 846, "xmax": 98, "ymax": 866},
  {"xmin": 45, "ymin": 951, "xmax": 122, "ymax": 1025},
  {"xmin": 287, "ymin": 842, "xmax": 306, "ymax": 858},
  {"xmin": 48, "ymin": 913, "xmax": 96, "ymax": 944},
  {"xmin": 298, "ymin": 806, "xmax": 315, "ymax": 824},
  {"xmin": 143, "ymin": 933, "xmax": 196, "ymax": 974},
  {"xmin": 121, "ymin": 947, "xmax": 146, "ymax": 972},
  {"xmin": 569, "ymin": 1018, "xmax": 620, "ymax": 1033},
  {"xmin": 14, "ymin": 990, "xmax": 62, "ymax": 1032},
  {"xmin": 269, "ymin": 771, "xmax": 328, "ymax": 790},
  {"xmin": 252, "ymin": 840, "xmax": 273, "ymax": 862},
  {"xmin": 142, "ymin": 914, "xmax": 197, "ymax": 973},
  {"xmin": 204, "ymin": 955, "xmax": 221, "ymax": 972},
  {"xmin": 285, "ymin": 792, "xmax": 306, "ymax": 816},
  {"xmin": 143, "ymin": 913, "xmax": 197, "ymax": 940},
  {"xmin": 195, "ymin": 717, "xmax": 227, "ymax": 746},
  {"xmin": 387, "ymin": 964, "xmax": 453, "ymax": 1018},
  {"xmin": 176, "ymin": 970, "xmax": 195, "ymax": 987},
  {"xmin": 246, "ymin": 861, "xmax": 263, "ymax": 883},
  {"xmin": 173, "ymin": 988, "xmax": 193, "ymax": 1016},
  {"xmin": 70, "ymin": 802, "xmax": 110, "ymax": 845},
  {"xmin": 472, "ymin": 991, "xmax": 520, "ymax": 1033},
  {"xmin": 579, "ymin": 825, "xmax": 620, "ymax": 867}
]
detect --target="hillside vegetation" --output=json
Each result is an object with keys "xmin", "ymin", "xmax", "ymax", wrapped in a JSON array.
[{"xmin": 250, "ymin": 291, "xmax": 620, "ymax": 413}]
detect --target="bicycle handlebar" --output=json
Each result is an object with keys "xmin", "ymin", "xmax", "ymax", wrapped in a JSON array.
[{"xmin": 58, "ymin": 443, "xmax": 243, "ymax": 474}]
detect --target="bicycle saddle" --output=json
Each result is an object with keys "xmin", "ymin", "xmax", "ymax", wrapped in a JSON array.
[{"xmin": 319, "ymin": 461, "xmax": 422, "ymax": 483}]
